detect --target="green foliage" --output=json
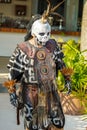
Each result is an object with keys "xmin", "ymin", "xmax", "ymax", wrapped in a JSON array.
[{"xmin": 57, "ymin": 39, "xmax": 87, "ymax": 113}]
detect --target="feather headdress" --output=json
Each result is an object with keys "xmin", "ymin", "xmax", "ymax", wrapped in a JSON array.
[{"xmin": 41, "ymin": 0, "xmax": 65, "ymax": 23}]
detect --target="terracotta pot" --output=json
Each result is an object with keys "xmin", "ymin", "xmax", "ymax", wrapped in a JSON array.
[{"xmin": 59, "ymin": 92, "xmax": 85, "ymax": 115}]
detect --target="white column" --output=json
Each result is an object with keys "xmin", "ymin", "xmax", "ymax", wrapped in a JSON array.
[{"xmin": 81, "ymin": 0, "xmax": 87, "ymax": 58}]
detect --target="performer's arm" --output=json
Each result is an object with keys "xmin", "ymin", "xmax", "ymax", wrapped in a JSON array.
[
  {"xmin": 52, "ymin": 41, "xmax": 72, "ymax": 94},
  {"xmin": 5, "ymin": 46, "xmax": 25, "ymax": 107}
]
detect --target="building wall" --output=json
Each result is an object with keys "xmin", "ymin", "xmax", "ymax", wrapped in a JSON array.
[
  {"xmin": 0, "ymin": 0, "xmax": 84, "ymax": 31},
  {"xmin": 0, "ymin": 32, "xmax": 25, "ymax": 56},
  {"xmin": 0, "ymin": 0, "xmax": 32, "ymax": 19},
  {"xmin": 0, "ymin": 32, "xmax": 80, "ymax": 56}
]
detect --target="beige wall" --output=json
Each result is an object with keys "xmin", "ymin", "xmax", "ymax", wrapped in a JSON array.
[
  {"xmin": 0, "ymin": 0, "xmax": 32, "ymax": 19},
  {"xmin": 0, "ymin": 32, "xmax": 80, "ymax": 57}
]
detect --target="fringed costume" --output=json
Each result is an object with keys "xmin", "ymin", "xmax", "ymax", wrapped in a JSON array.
[
  {"xmin": 6, "ymin": 39, "xmax": 66, "ymax": 130},
  {"xmin": 4, "ymin": 1, "xmax": 72, "ymax": 129}
]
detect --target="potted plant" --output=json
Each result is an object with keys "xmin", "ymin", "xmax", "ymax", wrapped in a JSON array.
[{"xmin": 57, "ymin": 39, "xmax": 87, "ymax": 115}]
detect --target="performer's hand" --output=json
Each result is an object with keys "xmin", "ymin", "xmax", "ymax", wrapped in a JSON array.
[
  {"xmin": 60, "ymin": 67, "xmax": 73, "ymax": 94},
  {"xmin": 60, "ymin": 79, "xmax": 71, "ymax": 95},
  {"xmin": 10, "ymin": 93, "xmax": 18, "ymax": 107},
  {"xmin": 64, "ymin": 79, "xmax": 71, "ymax": 95}
]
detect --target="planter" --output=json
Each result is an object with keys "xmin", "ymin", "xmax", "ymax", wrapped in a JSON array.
[{"xmin": 59, "ymin": 92, "xmax": 86, "ymax": 115}]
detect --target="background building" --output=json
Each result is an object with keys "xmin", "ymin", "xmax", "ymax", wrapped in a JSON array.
[{"xmin": 0, "ymin": 0, "xmax": 85, "ymax": 31}]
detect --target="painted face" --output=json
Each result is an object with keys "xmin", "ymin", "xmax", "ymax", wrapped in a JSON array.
[{"xmin": 31, "ymin": 19, "xmax": 51, "ymax": 45}]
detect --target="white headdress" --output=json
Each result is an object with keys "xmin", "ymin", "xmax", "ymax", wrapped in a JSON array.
[{"xmin": 31, "ymin": 0, "xmax": 65, "ymax": 45}]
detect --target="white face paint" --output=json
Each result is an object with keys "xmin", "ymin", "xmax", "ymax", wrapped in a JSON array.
[{"xmin": 31, "ymin": 19, "xmax": 51, "ymax": 45}]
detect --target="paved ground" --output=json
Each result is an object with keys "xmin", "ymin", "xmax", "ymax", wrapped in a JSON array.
[
  {"xmin": 0, "ymin": 57, "xmax": 24, "ymax": 130},
  {"xmin": 0, "ymin": 93, "xmax": 87, "ymax": 130},
  {"xmin": 0, "ymin": 93, "xmax": 24, "ymax": 130},
  {"xmin": 0, "ymin": 56, "xmax": 87, "ymax": 130}
]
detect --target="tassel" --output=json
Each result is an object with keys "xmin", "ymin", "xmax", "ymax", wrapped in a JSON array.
[{"xmin": 17, "ymin": 107, "xmax": 20, "ymax": 125}]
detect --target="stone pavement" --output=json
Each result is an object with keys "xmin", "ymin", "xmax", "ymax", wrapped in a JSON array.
[{"xmin": 0, "ymin": 56, "xmax": 87, "ymax": 130}]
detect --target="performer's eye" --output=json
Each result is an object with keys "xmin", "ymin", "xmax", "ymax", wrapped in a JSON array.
[
  {"xmin": 47, "ymin": 32, "xmax": 50, "ymax": 35},
  {"xmin": 39, "ymin": 33, "xmax": 45, "ymax": 36}
]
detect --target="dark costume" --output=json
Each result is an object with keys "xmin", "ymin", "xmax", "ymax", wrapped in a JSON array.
[
  {"xmin": 7, "ymin": 38, "xmax": 70, "ymax": 130},
  {"xmin": 5, "ymin": 7, "xmax": 71, "ymax": 129}
]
